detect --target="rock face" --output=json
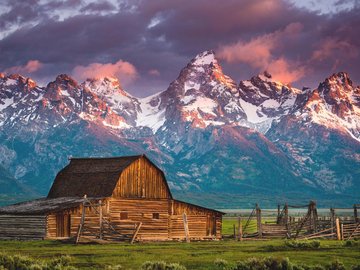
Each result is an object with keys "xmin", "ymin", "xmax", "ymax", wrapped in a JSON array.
[{"xmin": 0, "ymin": 51, "xmax": 359, "ymax": 207}]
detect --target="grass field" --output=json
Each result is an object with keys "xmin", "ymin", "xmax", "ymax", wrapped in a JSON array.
[
  {"xmin": 1, "ymin": 239, "xmax": 360, "ymax": 269},
  {"xmin": 0, "ymin": 217, "xmax": 359, "ymax": 269}
]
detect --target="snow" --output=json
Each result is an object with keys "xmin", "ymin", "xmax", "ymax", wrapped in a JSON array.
[
  {"xmin": 239, "ymin": 99, "xmax": 269, "ymax": 123},
  {"xmin": 182, "ymin": 95, "xmax": 196, "ymax": 105},
  {"xmin": 136, "ymin": 93, "xmax": 166, "ymax": 133},
  {"xmin": 0, "ymin": 96, "xmax": 14, "ymax": 110},
  {"xmin": 5, "ymin": 79, "xmax": 17, "ymax": 86},
  {"xmin": 183, "ymin": 96, "xmax": 217, "ymax": 116},
  {"xmin": 193, "ymin": 51, "xmax": 215, "ymax": 65},
  {"xmin": 262, "ymin": 99, "xmax": 280, "ymax": 109},
  {"xmin": 184, "ymin": 81, "xmax": 200, "ymax": 94}
]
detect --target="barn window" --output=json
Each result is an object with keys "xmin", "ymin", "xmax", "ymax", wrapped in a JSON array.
[
  {"xmin": 152, "ymin": 213, "xmax": 160, "ymax": 219},
  {"xmin": 120, "ymin": 212, "xmax": 128, "ymax": 220}
]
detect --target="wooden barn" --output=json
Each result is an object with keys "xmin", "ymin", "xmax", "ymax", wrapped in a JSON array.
[{"xmin": 0, "ymin": 155, "xmax": 223, "ymax": 242}]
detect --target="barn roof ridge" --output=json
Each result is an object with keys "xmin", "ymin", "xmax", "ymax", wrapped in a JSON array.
[{"xmin": 69, "ymin": 154, "xmax": 143, "ymax": 160}]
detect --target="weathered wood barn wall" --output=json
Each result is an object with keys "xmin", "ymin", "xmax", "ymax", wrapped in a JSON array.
[{"xmin": 0, "ymin": 155, "xmax": 223, "ymax": 241}]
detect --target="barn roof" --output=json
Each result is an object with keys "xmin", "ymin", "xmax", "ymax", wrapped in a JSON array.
[
  {"xmin": 0, "ymin": 197, "xmax": 92, "ymax": 215},
  {"xmin": 47, "ymin": 155, "xmax": 142, "ymax": 198}
]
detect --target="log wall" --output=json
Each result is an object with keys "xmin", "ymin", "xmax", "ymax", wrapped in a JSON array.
[
  {"xmin": 112, "ymin": 157, "xmax": 170, "ymax": 199},
  {"xmin": 108, "ymin": 198, "xmax": 170, "ymax": 240},
  {"xmin": 44, "ymin": 198, "xmax": 222, "ymax": 241},
  {"xmin": 0, "ymin": 215, "xmax": 46, "ymax": 240}
]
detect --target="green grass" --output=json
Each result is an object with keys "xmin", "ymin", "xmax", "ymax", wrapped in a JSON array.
[
  {"xmin": 0, "ymin": 218, "xmax": 358, "ymax": 269},
  {"xmin": 0, "ymin": 239, "xmax": 359, "ymax": 269}
]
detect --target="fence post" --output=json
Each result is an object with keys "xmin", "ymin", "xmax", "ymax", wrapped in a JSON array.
[
  {"xmin": 99, "ymin": 199, "xmax": 103, "ymax": 240},
  {"xmin": 354, "ymin": 205, "xmax": 358, "ymax": 222},
  {"xmin": 256, "ymin": 204, "xmax": 262, "ymax": 238},
  {"xmin": 335, "ymin": 218, "xmax": 341, "ymax": 240},
  {"xmin": 341, "ymin": 224, "xmax": 344, "ymax": 240},
  {"xmin": 238, "ymin": 216, "xmax": 242, "ymax": 241},
  {"xmin": 277, "ymin": 204, "xmax": 281, "ymax": 224},
  {"xmin": 233, "ymin": 224, "xmax": 236, "ymax": 240}
]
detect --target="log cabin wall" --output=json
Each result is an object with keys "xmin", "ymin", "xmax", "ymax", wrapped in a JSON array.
[
  {"xmin": 46, "ymin": 205, "xmax": 100, "ymax": 239},
  {"xmin": 112, "ymin": 157, "xmax": 170, "ymax": 199},
  {"xmin": 170, "ymin": 200, "xmax": 222, "ymax": 240},
  {"xmin": 0, "ymin": 215, "xmax": 46, "ymax": 240},
  {"xmin": 108, "ymin": 198, "xmax": 170, "ymax": 240}
]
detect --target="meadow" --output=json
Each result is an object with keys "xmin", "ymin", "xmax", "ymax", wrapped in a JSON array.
[{"xmin": 0, "ymin": 217, "xmax": 359, "ymax": 269}]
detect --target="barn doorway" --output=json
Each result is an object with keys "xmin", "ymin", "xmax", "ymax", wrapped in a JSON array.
[
  {"xmin": 56, "ymin": 213, "xmax": 71, "ymax": 238},
  {"xmin": 207, "ymin": 215, "xmax": 216, "ymax": 236}
]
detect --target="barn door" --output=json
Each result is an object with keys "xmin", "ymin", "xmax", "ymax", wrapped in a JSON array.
[
  {"xmin": 206, "ymin": 215, "xmax": 216, "ymax": 236},
  {"xmin": 56, "ymin": 213, "xmax": 71, "ymax": 237}
]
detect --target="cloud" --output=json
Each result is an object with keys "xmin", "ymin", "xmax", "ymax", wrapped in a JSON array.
[
  {"xmin": 312, "ymin": 37, "xmax": 358, "ymax": 61},
  {"xmin": 148, "ymin": 69, "xmax": 160, "ymax": 76},
  {"xmin": 72, "ymin": 59, "xmax": 138, "ymax": 86},
  {"xmin": 0, "ymin": 0, "xmax": 359, "ymax": 94},
  {"xmin": 217, "ymin": 23, "xmax": 306, "ymax": 83},
  {"xmin": 4, "ymin": 60, "xmax": 43, "ymax": 74}
]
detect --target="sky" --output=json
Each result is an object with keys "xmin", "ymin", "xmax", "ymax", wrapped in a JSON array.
[{"xmin": 0, "ymin": 0, "xmax": 359, "ymax": 97}]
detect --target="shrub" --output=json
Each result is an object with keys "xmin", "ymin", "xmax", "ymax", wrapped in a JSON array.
[
  {"xmin": 214, "ymin": 258, "xmax": 229, "ymax": 269},
  {"xmin": 233, "ymin": 257, "xmax": 294, "ymax": 270},
  {"xmin": 105, "ymin": 265, "xmax": 123, "ymax": 270},
  {"xmin": 351, "ymin": 265, "xmax": 360, "ymax": 270},
  {"xmin": 141, "ymin": 261, "xmax": 186, "ymax": 270},
  {"xmin": 326, "ymin": 260, "xmax": 345, "ymax": 270},
  {"xmin": 0, "ymin": 253, "xmax": 77, "ymax": 270},
  {"xmin": 284, "ymin": 240, "xmax": 320, "ymax": 249}
]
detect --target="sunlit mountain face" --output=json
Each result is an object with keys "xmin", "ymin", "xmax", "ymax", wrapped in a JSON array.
[{"xmin": 0, "ymin": 51, "xmax": 359, "ymax": 208}]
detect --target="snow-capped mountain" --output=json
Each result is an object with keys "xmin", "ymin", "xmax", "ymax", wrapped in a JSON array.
[{"xmin": 0, "ymin": 51, "xmax": 359, "ymax": 207}]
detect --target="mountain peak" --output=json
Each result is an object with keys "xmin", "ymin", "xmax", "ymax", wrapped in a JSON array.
[
  {"xmin": 326, "ymin": 72, "xmax": 352, "ymax": 88},
  {"xmin": 191, "ymin": 50, "xmax": 217, "ymax": 66},
  {"xmin": 54, "ymin": 74, "xmax": 78, "ymax": 87}
]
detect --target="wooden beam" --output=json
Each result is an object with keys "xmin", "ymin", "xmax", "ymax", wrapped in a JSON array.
[
  {"xmin": 76, "ymin": 195, "xmax": 87, "ymax": 244},
  {"xmin": 336, "ymin": 218, "xmax": 341, "ymax": 241},
  {"xmin": 183, "ymin": 213, "xmax": 190, "ymax": 243},
  {"xmin": 131, "ymin": 222, "xmax": 142, "ymax": 244},
  {"xmin": 99, "ymin": 199, "xmax": 103, "ymax": 240}
]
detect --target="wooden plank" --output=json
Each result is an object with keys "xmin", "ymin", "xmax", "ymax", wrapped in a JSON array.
[
  {"xmin": 131, "ymin": 222, "xmax": 142, "ymax": 244},
  {"xmin": 183, "ymin": 213, "xmax": 190, "ymax": 243}
]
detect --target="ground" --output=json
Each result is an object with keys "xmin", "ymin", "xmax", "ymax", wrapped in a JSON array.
[{"xmin": 0, "ymin": 217, "xmax": 359, "ymax": 269}]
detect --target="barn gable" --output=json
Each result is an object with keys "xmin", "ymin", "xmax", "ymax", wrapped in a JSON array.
[
  {"xmin": 47, "ymin": 155, "xmax": 172, "ymax": 199},
  {"xmin": 112, "ymin": 156, "xmax": 172, "ymax": 199}
]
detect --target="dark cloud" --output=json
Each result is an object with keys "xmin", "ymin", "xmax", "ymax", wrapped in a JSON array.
[{"xmin": 0, "ymin": 0, "xmax": 359, "ymax": 96}]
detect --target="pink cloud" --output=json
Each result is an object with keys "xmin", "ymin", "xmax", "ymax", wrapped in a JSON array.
[
  {"xmin": 72, "ymin": 59, "xmax": 138, "ymax": 86},
  {"xmin": 268, "ymin": 58, "xmax": 306, "ymax": 84},
  {"xmin": 217, "ymin": 23, "xmax": 305, "ymax": 83},
  {"xmin": 312, "ymin": 38, "xmax": 358, "ymax": 61},
  {"xmin": 4, "ymin": 60, "xmax": 43, "ymax": 74}
]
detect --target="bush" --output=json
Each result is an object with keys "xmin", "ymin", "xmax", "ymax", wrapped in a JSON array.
[
  {"xmin": 351, "ymin": 265, "xmax": 360, "ymax": 270},
  {"xmin": 0, "ymin": 253, "xmax": 77, "ymax": 270},
  {"xmin": 214, "ymin": 258, "xmax": 229, "ymax": 269},
  {"xmin": 284, "ymin": 240, "xmax": 320, "ymax": 249},
  {"xmin": 141, "ymin": 261, "xmax": 186, "ymax": 270},
  {"xmin": 233, "ymin": 257, "xmax": 293, "ymax": 270},
  {"xmin": 326, "ymin": 260, "xmax": 345, "ymax": 270}
]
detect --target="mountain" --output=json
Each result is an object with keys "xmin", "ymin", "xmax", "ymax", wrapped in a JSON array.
[{"xmin": 0, "ymin": 52, "xmax": 359, "ymax": 208}]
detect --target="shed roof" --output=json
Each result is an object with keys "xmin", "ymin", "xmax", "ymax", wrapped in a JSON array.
[
  {"xmin": 47, "ymin": 155, "xmax": 142, "ymax": 198},
  {"xmin": 0, "ymin": 197, "xmax": 90, "ymax": 215}
]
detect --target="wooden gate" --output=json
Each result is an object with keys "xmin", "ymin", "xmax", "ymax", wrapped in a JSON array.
[{"xmin": 56, "ymin": 213, "xmax": 71, "ymax": 238}]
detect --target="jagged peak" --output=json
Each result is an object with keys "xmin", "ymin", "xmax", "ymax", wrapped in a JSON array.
[
  {"xmin": 53, "ymin": 74, "xmax": 78, "ymax": 87},
  {"xmin": 326, "ymin": 72, "xmax": 352, "ymax": 87},
  {"xmin": 190, "ymin": 50, "xmax": 218, "ymax": 66},
  {"xmin": 0, "ymin": 73, "xmax": 5, "ymax": 79}
]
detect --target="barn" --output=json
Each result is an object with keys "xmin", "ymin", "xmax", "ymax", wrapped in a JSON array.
[{"xmin": 0, "ymin": 155, "xmax": 223, "ymax": 242}]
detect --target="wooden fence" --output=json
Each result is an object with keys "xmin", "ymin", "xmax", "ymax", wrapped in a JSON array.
[{"xmin": 232, "ymin": 202, "xmax": 360, "ymax": 241}]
